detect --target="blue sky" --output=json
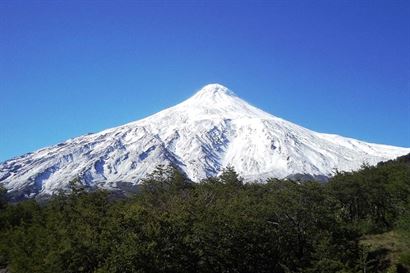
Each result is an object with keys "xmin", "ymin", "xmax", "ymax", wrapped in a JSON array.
[{"xmin": 1, "ymin": 0, "xmax": 409, "ymax": 162}]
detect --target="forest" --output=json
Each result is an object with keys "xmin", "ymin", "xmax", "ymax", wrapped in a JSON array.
[{"xmin": 0, "ymin": 154, "xmax": 409, "ymax": 273}]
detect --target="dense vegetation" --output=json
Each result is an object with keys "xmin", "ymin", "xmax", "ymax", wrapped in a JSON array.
[{"xmin": 0, "ymin": 154, "xmax": 409, "ymax": 273}]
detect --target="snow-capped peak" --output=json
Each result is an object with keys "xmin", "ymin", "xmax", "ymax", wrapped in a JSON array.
[
  {"xmin": 1, "ymin": 84, "xmax": 409, "ymax": 199},
  {"xmin": 192, "ymin": 83, "xmax": 236, "ymax": 99},
  {"xmin": 181, "ymin": 83, "xmax": 239, "ymax": 110},
  {"xmin": 169, "ymin": 84, "xmax": 272, "ymax": 120}
]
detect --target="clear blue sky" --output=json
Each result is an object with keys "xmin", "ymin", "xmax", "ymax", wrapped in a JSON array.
[{"xmin": 1, "ymin": 0, "xmax": 409, "ymax": 162}]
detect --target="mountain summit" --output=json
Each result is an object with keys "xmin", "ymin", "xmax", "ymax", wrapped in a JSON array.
[
  {"xmin": 188, "ymin": 83, "xmax": 239, "ymax": 104},
  {"xmin": 1, "ymin": 84, "xmax": 409, "ymax": 198},
  {"xmin": 193, "ymin": 83, "xmax": 235, "ymax": 97}
]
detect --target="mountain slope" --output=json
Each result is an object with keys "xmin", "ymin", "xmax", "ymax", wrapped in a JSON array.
[{"xmin": 1, "ymin": 84, "xmax": 409, "ymax": 197}]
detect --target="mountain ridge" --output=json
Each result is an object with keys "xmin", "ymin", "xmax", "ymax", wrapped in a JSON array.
[{"xmin": 1, "ymin": 84, "xmax": 409, "ymax": 198}]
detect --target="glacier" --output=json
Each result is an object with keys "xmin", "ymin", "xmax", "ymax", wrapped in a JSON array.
[{"xmin": 1, "ymin": 83, "xmax": 409, "ymax": 198}]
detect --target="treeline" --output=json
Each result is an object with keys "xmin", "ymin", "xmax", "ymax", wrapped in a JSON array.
[{"xmin": 0, "ymin": 154, "xmax": 409, "ymax": 273}]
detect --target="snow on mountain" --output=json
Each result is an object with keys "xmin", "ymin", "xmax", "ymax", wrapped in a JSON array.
[{"xmin": 1, "ymin": 83, "xmax": 409, "ymax": 197}]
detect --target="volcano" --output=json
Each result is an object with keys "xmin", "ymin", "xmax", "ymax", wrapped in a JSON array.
[{"xmin": 1, "ymin": 83, "xmax": 409, "ymax": 198}]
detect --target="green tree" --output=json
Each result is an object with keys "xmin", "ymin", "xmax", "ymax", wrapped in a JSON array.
[{"xmin": 218, "ymin": 166, "xmax": 243, "ymax": 187}]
